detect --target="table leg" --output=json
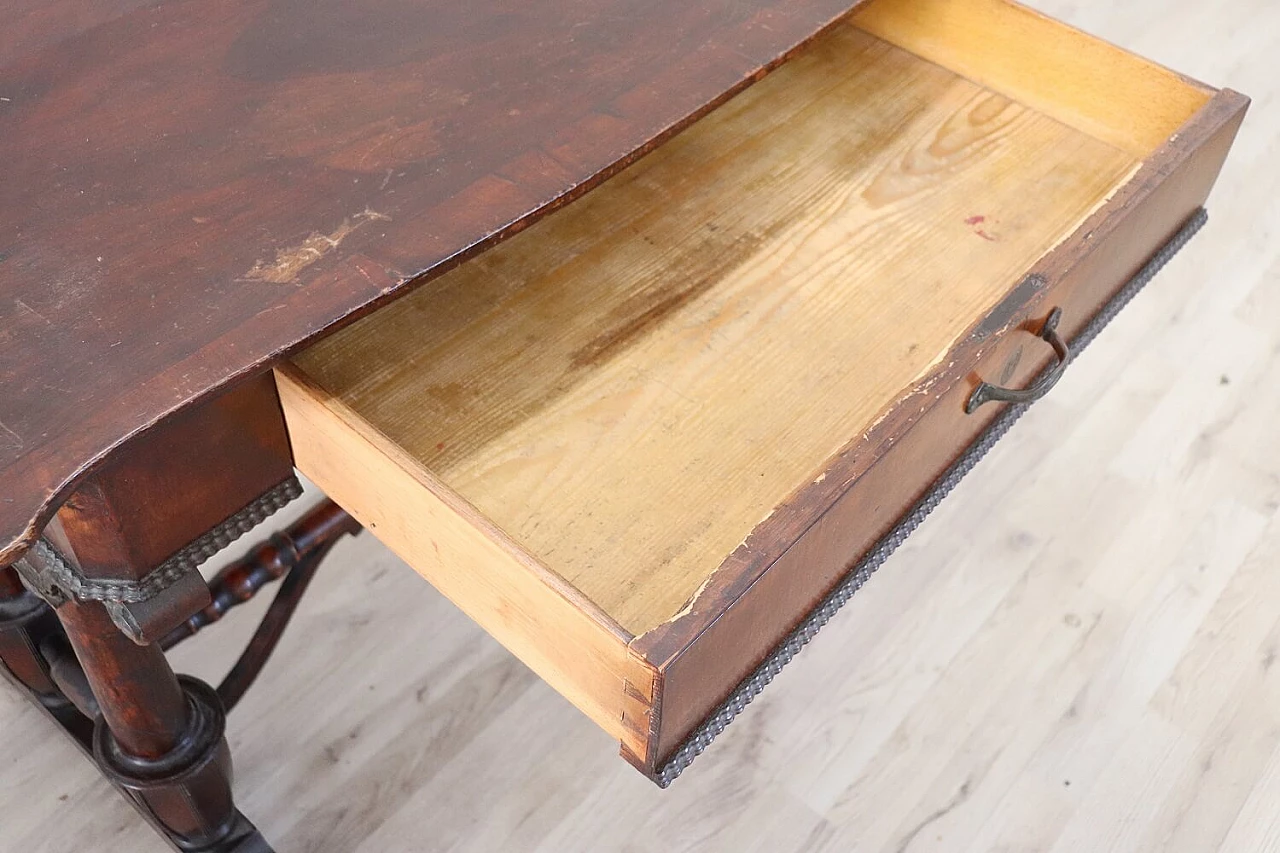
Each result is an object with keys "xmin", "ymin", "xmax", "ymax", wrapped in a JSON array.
[
  {"xmin": 3, "ymin": 502, "xmax": 362, "ymax": 852},
  {"xmin": 2, "ymin": 375, "xmax": 297, "ymax": 851},
  {"xmin": 0, "ymin": 565, "xmax": 59, "ymax": 697},
  {"xmin": 55, "ymin": 598, "xmax": 242, "ymax": 848}
]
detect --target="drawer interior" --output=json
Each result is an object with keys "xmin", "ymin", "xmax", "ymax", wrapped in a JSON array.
[{"xmin": 278, "ymin": 0, "xmax": 1221, "ymax": 754}]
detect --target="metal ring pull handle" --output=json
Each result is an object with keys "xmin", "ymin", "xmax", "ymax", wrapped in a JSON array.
[{"xmin": 966, "ymin": 307, "xmax": 1070, "ymax": 414}]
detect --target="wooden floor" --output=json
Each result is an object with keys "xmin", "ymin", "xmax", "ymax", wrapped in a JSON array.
[{"xmin": 1, "ymin": 0, "xmax": 1275, "ymax": 850}]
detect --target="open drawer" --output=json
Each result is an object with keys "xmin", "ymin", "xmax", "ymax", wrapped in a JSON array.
[{"xmin": 275, "ymin": 0, "xmax": 1246, "ymax": 782}]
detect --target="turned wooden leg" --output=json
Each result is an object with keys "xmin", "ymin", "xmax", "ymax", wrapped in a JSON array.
[
  {"xmin": 3, "ymin": 561, "xmax": 242, "ymax": 848},
  {"xmin": 5, "ymin": 508, "xmax": 365, "ymax": 853},
  {"xmin": 3, "ymin": 375, "xmax": 298, "ymax": 851},
  {"xmin": 4, "ymin": 497, "xmax": 359, "ymax": 852},
  {"xmin": 0, "ymin": 565, "xmax": 60, "ymax": 697},
  {"xmin": 6, "ymin": 505, "xmax": 365, "ymax": 853},
  {"xmin": 55, "ymin": 598, "xmax": 239, "ymax": 848}
]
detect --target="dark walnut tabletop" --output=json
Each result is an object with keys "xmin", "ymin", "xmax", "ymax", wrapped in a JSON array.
[{"xmin": 0, "ymin": 0, "xmax": 866, "ymax": 563}]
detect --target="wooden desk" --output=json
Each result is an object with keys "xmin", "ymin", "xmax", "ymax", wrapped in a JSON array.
[{"xmin": 0, "ymin": 0, "xmax": 1246, "ymax": 849}]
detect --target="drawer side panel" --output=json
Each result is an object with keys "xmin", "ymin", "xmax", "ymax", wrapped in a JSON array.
[{"xmin": 275, "ymin": 365, "xmax": 652, "ymax": 754}]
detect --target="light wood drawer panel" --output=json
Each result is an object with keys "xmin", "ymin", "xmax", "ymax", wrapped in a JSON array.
[{"xmin": 277, "ymin": 0, "xmax": 1246, "ymax": 777}]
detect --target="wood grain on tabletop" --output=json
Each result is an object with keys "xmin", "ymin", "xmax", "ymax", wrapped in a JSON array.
[
  {"xmin": 0, "ymin": 0, "xmax": 868, "ymax": 565},
  {"xmin": 0, "ymin": 1, "xmax": 1274, "ymax": 852}
]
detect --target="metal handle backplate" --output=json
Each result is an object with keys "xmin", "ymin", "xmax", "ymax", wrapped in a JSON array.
[{"xmin": 965, "ymin": 307, "xmax": 1070, "ymax": 414}]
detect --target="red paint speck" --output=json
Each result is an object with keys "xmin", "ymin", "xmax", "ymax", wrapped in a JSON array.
[
  {"xmin": 435, "ymin": 442, "xmax": 445, "ymax": 451},
  {"xmin": 965, "ymin": 214, "xmax": 997, "ymax": 241}
]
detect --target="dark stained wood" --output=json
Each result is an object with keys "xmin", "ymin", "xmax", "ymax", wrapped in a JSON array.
[
  {"xmin": 36, "ymin": 463, "xmax": 296, "ymax": 847},
  {"xmin": 0, "ymin": 576, "xmax": 60, "ymax": 696},
  {"xmin": 0, "ymin": 566, "xmax": 24, "ymax": 599},
  {"xmin": 41, "ymin": 633, "xmax": 101, "ymax": 719},
  {"xmin": 7, "ymin": 366, "xmax": 327, "ymax": 847},
  {"xmin": 55, "ymin": 600, "xmax": 189, "ymax": 757},
  {"xmin": 54, "ymin": 599, "xmax": 242, "ymax": 848},
  {"xmin": 161, "ymin": 499, "xmax": 360, "ymax": 650},
  {"xmin": 34, "ymin": 372, "xmax": 295, "ymax": 647},
  {"xmin": 161, "ymin": 499, "xmax": 362, "ymax": 713},
  {"xmin": 0, "ymin": 647, "xmax": 269, "ymax": 851},
  {"xmin": 627, "ymin": 89, "xmax": 1251, "ymax": 773},
  {"xmin": 46, "ymin": 373, "xmax": 294, "ymax": 582},
  {"xmin": 5, "ymin": 495, "xmax": 353, "ymax": 849},
  {"xmin": 0, "ymin": 0, "xmax": 872, "ymax": 565}
]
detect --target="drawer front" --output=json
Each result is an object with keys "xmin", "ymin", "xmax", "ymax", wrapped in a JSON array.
[{"xmin": 628, "ymin": 90, "xmax": 1247, "ymax": 774}]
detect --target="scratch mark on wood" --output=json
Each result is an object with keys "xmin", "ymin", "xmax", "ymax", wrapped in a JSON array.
[
  {"xmin": 14, "ymin": 299, "xmax": 51, "ymax": 325},
  {"xmin": 0, "ymin": 421, "xmax": 24, "ymax": 450},
  {"xmin": 244, "ymin": 209, "xmax": 391, "ymax": 284}
]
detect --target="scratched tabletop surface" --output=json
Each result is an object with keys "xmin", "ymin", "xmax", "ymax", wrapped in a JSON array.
[{"xmin": 0, "ymin": 0, "xmax": 867, "ymax": 562}]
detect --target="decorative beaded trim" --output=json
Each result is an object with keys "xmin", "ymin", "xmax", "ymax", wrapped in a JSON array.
[
  {"xmin": 653, "ymin": 208, "xmax": 1209, "ymax": 788},
  {"xmin": 17, "ymin": 476, "xmax": 303, "ymax": 605}
]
